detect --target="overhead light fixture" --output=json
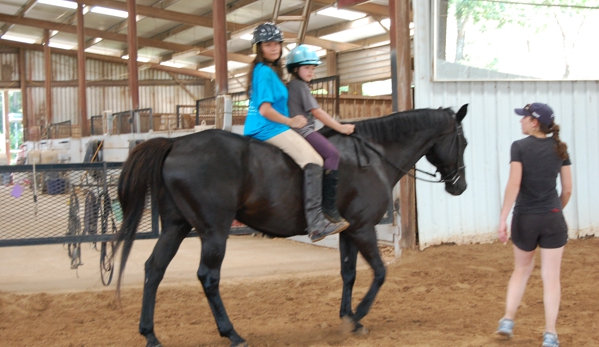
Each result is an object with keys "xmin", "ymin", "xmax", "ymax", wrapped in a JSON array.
[
  {"xmin": 90, "ymin": 6, "xmax": 128, "ymax": 18},
  {"xmin": 1, "ymin": 33, "xmax": 36, "ymax": 44},
  {"xmin": 317, "ymin": 7, "xmax": 366, "ymax": 21},
  {"xmin": 37, "ymin": 0, "xmax": 78, "ymax": 10},
  {"xmin": 239, "ymin": 34, "xmax": 254, "ymax": 41}
]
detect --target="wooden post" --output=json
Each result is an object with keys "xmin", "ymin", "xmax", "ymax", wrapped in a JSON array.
[
  {"xmin": 18, "ymin": 48, "xmax": 29, "ymax": 141},
  {"xmin": 213, "ymin": 0, "xmax": 228, "ymax": 96},
  {"xmin": 389, "ymin": 0, "xmax": 416, "ymax": 249},
  {"xmin": 3, "ymin": 90, "xmax": 10, "ymax": 164},
  {"xmin": 76, "ymin": 4, "xmax": 89, "ymax": 137},
  {"xmin": 127, "ymin": 0, "xmax": 139, "ymax": 110},
  {"xmin": 43, "ymin": 30, "xmax": 52, "ymax": 126}
]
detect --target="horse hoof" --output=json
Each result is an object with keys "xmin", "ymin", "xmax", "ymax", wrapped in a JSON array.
[
  {"xmin": 231, "ymin": 342, "xmax": 249, "ymax": 347},
  {"xmin": 354, "ymin": 326, "xmax": 369, "ymax": 335},
  {"xmin": 340, "ymin": 316, "xmax": 356, "ymax": 335},
  {"xmin": 146, "ymin": 343, "xmax": 163, "ymax": 347}
]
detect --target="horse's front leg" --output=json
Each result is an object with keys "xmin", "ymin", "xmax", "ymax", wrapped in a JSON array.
[
  {"xmin": 140, "ymin": 221, "xmax": 190, "ymax": 347},
  {"xmin": 198, "ymin": 232, "xmax": 247, "ymax": 347},
  {"xmin": 342, "ymin": 226, "xmax": 386, "ymax": 334},
  {"xmin": 339, "ymin": 232, "xmax": 358, "ymax": 322}
]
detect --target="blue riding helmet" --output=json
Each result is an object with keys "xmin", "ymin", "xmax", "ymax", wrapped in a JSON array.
[{"xmin": 286, "ymin": 45, "xmax": 321, "ymax": 73}]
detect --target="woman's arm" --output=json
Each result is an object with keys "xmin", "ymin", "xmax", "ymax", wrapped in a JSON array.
[
  {"xmin": 311, "ymin": 108, "xmax": 355, "ymax": 135},
  {"xmin": 259, "ymin": 102, "xmax": 307, "ymax": 128},
  {"xmin": 559, "ymin": 165, "xmax": 572, "ymax": 209},
  {"xmin": 498, "ymin": 161, "xmax": 522, "ymax": 244}
]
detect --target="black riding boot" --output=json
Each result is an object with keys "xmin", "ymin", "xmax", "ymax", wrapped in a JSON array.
[
  {"xmin": 322, "ymin": 170, "xmax": 349, "ymax": 224},
  {"xmin": 304, "ymin": 164, "xmax": 350, "ymax": 242}
]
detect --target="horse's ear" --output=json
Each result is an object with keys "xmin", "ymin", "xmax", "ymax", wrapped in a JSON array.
[{"xmin": 456, "ymin": 104, "xmax": 468, "ymax": 123}]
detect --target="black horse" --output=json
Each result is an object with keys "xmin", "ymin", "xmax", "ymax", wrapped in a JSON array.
[{"xmin": 114, "ymin": 105, "xmax": 469, "ymax": 347}]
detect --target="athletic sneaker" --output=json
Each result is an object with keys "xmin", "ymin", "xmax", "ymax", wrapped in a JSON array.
[
  {"xmin": 496, "ymin": 318, "xmax": 514, "ymax": 337},
  {"xmin": 542, "ymin": 332, "xmax": 560, "ymax": 347}
]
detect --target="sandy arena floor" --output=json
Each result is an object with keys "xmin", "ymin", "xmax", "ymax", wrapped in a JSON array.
[{"xmin": 0, "ymin": 235, "xmax": 598, "ymax": 347}]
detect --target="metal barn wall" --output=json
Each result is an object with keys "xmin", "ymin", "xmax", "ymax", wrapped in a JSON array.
[
  {"xmin": 227, "ymin": 46, "xmax": 392, "ymax": 93},
  {"xmin": 413, "ymin": 0, "xmax": 599, "ymax": 249},
  {"xmin": 338, "ymin": 46, "xmax": 391, "ymax": 85},
  {"xmin": 4, "ymin": 51, "xmax": 202, "ymax": 126}
]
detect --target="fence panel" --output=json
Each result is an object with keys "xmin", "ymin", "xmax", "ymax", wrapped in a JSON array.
[{"xmin": 0, "ymin": 162, "xmax": 156, "ymax": 247}]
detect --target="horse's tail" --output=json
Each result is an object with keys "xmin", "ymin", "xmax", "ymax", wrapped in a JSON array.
[{"xmin": 113, "ymin": 137, "xmax": 173, "ymax": 299}]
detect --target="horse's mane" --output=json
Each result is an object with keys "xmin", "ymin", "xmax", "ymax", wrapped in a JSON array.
[{"xmin": 347, "ymin": 108, "xmax": 454, "ymax": 143}]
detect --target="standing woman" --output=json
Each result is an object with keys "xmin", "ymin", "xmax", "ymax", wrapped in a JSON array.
[
  {"xmin": 496, "ymin": 103, "xmax": 572, "ymax": 347},
  {"xmin": 243, "ymin": 23, "xmax": 349, "ymax": 242}
]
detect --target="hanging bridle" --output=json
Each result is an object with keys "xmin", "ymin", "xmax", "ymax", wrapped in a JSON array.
[{"xmin": 350, "ymin": 115, "xmax": 465, "ymax": 185}]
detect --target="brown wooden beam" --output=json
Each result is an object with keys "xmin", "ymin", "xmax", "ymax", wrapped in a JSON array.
[
  {"xmin": 213, "ymin": 0, "xmax": 228, "ymax": 95},
  {"xmin": 0, "ymin": 13, "xmax": 197, "ymax": 52},
  {"xmin": 18, "ymin": 48, "xmax": 29, "ymax": 140},
  {"xmin": 127, "ymin": 0, "xmax": 139, "ymax": 110},
  {"xmin": 78, "ymin": 0, "xmax": 244, "ymax": 31},
  {"xmin": 2, "ymin": 90, "xmax": 9, "ymax": 164},
  {"xmin": 77, "ymin": 4, "xmax": 89, "ymax": 137},
  {"xmin": 43, "ymin": 30, "xmax": 52, "ymax": 125},
  {"xmin": 390, "ymin": 0, "xmax": 416, "ymax": 249},
  {"xmin": 19, "ymin": 79, "xmax": 203, "ymax": 87},
  {"xmin": 0, "ymin": 39, "xmax": 213, "ymax": 79},
  {"xmin": 0, "ymin": 13, "xmax": 252, "ymax": 64},
  {"xmin": 0, "ymin": 0, "xmax": 37, "ymax": 37}
]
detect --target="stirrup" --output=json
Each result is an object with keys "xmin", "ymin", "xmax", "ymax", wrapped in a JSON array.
[{"xmin": 309, "ymin": 220, "xmax": 349, "ymax": 242}]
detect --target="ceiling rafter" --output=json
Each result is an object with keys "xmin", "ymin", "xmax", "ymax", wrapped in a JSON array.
[
  {"xmin": 77, "ymin": 0, "xmax": 245, "ymax": 31},
  {"xmin": 0, "ymin": 13, "xmax": 251, "ymax": 63},
  {"xmin": 0, "ymin": 38, "xmax": 213, "ymax": 79},
  {"xmin": 313, "ymin": 0, "xmax": 389, "ymax": 18},
  {"xmin": 0, "ymin": 0, "xmax": 38, "ymax": 37}
]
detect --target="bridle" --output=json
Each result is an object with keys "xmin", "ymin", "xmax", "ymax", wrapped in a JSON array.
[{"xmin": 350, "ymin": 115, "xmax": 465, "ymax": 185}]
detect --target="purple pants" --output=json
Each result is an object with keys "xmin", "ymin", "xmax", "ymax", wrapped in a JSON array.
[{"xmin": 305, "ymin": 131, "xmax": 340, "ymax": 170}]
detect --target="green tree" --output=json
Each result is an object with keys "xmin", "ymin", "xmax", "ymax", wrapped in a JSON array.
[{"xmin": 448, "ymin": 0, "xmax": 592, "ymax": 77}]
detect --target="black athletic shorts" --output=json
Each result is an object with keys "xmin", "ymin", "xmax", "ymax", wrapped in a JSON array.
[{"xmin": 511, "ymin": 211, "xmax": 568, "ymax": 251}]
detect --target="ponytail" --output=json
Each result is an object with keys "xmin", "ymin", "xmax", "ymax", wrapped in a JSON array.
[{"xmin": 540, "ymin": 122, "xmax": 569, "ymax": 160}]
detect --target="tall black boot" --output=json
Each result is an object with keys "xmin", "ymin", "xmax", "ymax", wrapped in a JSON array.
[
  {"xmin": 303, "ymin": 164, "xmax": 350, "ymax": 242},
  {"xmin": 322, "ymin": 170, "xmax": 349, "ymax": 224}
]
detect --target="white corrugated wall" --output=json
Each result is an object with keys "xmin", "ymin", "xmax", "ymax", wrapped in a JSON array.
[
  {"xmin": 19, "ymin": 51, "xmax": 203, "ymax": 125},
  {"xmin": 413, "ymin": 0, "xmax": 599, "ymax": 249}
]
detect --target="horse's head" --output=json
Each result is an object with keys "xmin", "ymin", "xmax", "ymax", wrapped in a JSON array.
[{"xmin": 425, "ymin": 104, "xmax": 468, "ymax": 195}]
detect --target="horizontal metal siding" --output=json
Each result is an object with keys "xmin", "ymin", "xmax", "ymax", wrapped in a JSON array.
[
  {"xmin": 338, "ymin": 46, "xmax": 391, "ymax": 85},
  {"xmin": 414, "ymin": 0, "xmax": 599, "ymax": 249}
]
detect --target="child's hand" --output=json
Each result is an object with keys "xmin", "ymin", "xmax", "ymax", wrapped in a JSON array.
[
  {"xmin": 338, "ymin": 124, "xmax": 355, "ymax": 135},
  {"xmin": 288, "ymin": 115, "xmax": 308, "ymax": 128}
]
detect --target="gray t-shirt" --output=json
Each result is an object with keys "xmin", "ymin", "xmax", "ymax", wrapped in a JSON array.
[
  {"xmin": 287, "ymin": 78, "xmax": 319, "ymax": 137},
  {"xmin": 510, "ymin": 136, "xmax": 571, "ymax": 214}
]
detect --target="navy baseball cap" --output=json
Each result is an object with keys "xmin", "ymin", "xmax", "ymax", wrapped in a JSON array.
[{"xmin": 514, "ymin": 103, "xmax": 554, "ymax": 126}]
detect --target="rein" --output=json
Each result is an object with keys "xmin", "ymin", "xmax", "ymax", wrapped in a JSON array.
[{"xmin": 349, "ymin": 120, "xmax": 465, "ymax": 185}]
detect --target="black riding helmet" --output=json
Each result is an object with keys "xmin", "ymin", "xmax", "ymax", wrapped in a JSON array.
[{"xmin": 252, "ymin": 22, "xmax": 284, "ymax": 53}]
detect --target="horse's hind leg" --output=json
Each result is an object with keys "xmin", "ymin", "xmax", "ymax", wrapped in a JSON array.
[
  {"xmin": 342, "ymin": 227, "xmax": 386, "ymax": 334},
  {"xmin": 140, "ymin": 217, "xmax": 191, "ymax": 347},
  {"xmin": 198, "ymin": 231, "xmax": 247, "ymax": 347}
]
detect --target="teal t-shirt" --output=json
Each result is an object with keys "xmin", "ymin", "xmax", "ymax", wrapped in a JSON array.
[{"xmin": 243, "ymin": 63, "xmax": 290, "ymax": 141}]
